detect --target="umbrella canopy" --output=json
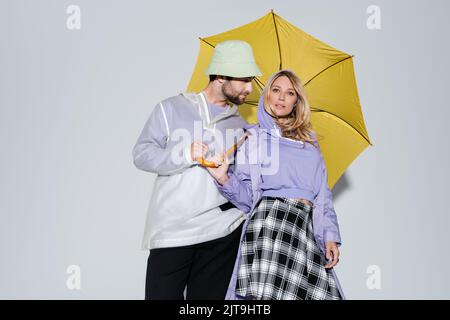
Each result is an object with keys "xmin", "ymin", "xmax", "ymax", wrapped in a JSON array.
[{"xmin": 187, "ymin": 10, "xmax": 372, "ymax": 188}]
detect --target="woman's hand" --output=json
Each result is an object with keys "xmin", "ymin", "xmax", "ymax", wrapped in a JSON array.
[
  {"xmin": 324, "ymin": 241, "xmax": 340, "ymax": 269},
  {"xmin": 205, "ymin": 152, "xmax": 230, "ymax": 185}
]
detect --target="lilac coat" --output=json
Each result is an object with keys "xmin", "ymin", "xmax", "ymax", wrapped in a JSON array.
[{"xmin": 214, "ymin": 83, "xmax": 346, "ymax": 300}]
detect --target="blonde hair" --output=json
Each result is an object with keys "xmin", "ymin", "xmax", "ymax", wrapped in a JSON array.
[{"xmin": 263, "ymin": 70, "xmax": 319, "ymax": 146}]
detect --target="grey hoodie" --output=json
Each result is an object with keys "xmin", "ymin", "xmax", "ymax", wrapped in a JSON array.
[{"xmin": 133, "ymin": 92, "xmax": 248, "ymax": 249}]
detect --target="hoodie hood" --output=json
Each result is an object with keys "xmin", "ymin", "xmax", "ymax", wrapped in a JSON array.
[{"xmin": 257, "ymin": 73, "xmax": 279, "ymax": 134}]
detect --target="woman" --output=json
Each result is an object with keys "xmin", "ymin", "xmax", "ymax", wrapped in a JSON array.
[{"xmin": 206, "ymin": 70, "xmax": 345, "ymax": 300}]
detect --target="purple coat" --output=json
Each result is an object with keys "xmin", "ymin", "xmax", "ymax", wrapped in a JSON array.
[{"xmin": 214, "ymin": 79, "xmax": 346, "ymax": 300}]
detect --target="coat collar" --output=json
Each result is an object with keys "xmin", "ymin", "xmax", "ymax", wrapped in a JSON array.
[{"xmin": 181, "ymin": 91, "xmax": 240, "ymax": 125}]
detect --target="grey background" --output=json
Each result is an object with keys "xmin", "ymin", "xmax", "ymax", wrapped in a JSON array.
[{"xmin": 1, "ymin": 0, "xmax": 449, "ymax": 299}]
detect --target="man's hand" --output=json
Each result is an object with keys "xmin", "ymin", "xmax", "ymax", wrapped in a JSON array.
[
  {"xmin": 324, "ymin": 241, "xmax": 340, "ymax": 269},
  {"xmin": 190, "ymin": 141, "xmax": 209, "ymax": 162}
]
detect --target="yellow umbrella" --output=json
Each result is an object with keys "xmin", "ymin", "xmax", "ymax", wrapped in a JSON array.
[{"xmin": 187, "ymin": 10, "xmax": 372, "ymax": 188}]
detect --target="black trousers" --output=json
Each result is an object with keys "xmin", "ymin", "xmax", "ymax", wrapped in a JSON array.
[{"xmin": 145, "ymin": 222, "xmax": 243, "ymax": 300}]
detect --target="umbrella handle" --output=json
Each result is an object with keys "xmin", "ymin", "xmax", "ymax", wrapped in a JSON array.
[
  {"xmin": 198, "ymin": 131, "xmax": 251, "ymax": 168},
  {"xmin": 224, "ymin": 131, "xmax": 251, "ymax": 157},
  {"xmin": 198, "ymin": 158, "xmax": 217, "ymax": 168}
]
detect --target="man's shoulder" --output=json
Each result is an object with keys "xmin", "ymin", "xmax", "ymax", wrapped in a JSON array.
[
  {"xmin": 243, "ymin": 123, "xmax": 259, "ymax": 135},
  {"xmin": 155, "ymin": 93, "xmax": 199, "ymax": 117},
  {"xmin": 229, "ymin": 113, "xmax": 249, "ymax": 128},
  {"xmin": 159, "ymin": 93, "xmax": 195, "ymax": 106}
]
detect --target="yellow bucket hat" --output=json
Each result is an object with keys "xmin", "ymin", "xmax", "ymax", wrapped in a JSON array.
[{"xmin": 205, "ymin": 40, "xmax": 262, "ymax": 78}]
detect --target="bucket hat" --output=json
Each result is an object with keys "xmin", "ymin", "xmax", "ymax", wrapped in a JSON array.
[{"xmin": 205, "ymin": 40, "xmax": 262, "ymax": 78}]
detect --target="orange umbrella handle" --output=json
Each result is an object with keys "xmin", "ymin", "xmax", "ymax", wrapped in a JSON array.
[
  {"xmin": 198, "ymin": 131, "xmax": 251, "ymax": 168},
  {"xmin": 198, "ymin": 158, "xmax": 217, "ymax": 168}
]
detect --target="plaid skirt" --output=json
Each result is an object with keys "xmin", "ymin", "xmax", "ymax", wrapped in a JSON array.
[{"xmin": 236, "ymin": 197, "xmax": 342, "ymax": 300}]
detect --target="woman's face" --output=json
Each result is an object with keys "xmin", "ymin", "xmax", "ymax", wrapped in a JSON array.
[{"xmin": 267, "ymin": 75, "xmax": 298, "ymax": 118}]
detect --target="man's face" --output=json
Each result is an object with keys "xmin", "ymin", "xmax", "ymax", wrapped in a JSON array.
[{"xmin": 221, "ymin": 77, "xmax": 253, "ymax": 105}]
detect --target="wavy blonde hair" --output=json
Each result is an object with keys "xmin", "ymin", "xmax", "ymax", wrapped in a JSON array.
[{"xmin": 264, "ymin": 70, "xmax": 318, "ymax": 146}]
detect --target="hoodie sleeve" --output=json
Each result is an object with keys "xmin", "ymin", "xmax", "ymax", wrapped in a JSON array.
[
  {"xmin": 132, "ymin": 102, "xmax": 196, "ymax": 175},
  {"xmin": 213, "ymin": 139, "xmax": 253, "ymax": 213},
  {"xmin": 316, "ymin": 153, "xmax": 342, "ymax": 246}
]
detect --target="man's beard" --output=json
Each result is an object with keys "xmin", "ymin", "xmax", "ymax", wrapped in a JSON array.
[{"xmin": 222, "ymin": 82, "xmax": 248, "ymax": 105}]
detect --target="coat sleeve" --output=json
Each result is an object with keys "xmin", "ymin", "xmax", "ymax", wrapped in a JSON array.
[
  {"xmin": 132, "ymin": 102, "xmax": 196, "ymax": 175},
  {"xmin": 213, "ymin": 138, "xmax": 253, "ymax": 213},
  {"xmin": 316, "ymin": 154, "xmax": 342, "ymax": 246}
]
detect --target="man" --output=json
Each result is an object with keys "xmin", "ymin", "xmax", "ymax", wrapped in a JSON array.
[{"xmin": 132, "ymin": 40, "xmax": 262, "ymax": 299}]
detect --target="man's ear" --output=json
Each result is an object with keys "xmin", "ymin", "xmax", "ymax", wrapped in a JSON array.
[{"xmin": 216, "ymin": 76, "xmax": 226, "ymax": 84}]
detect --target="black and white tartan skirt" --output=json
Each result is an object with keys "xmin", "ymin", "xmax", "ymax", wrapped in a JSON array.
[{"xmin": 236, "ymin": 196, "xmax": 342, "ymax": 300}]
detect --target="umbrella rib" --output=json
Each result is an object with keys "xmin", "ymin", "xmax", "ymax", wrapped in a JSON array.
[
  {"xmin": 304, "ymin": 55, "xmax": 354, "ymax": 86},
  {"xmin": 271, "ymin": 10, "xmax": 283, "ymax": 70},
  {"xmin": 199, "ymin": 37, "xmax": 216, "ymax": 48},
  {"xmin": 311, "ymin": 107, "xmax": 372, "ymax": 146},
  {"xmin": 253, "ymin": 78, "xmax": 265, "ymax": 91}
]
